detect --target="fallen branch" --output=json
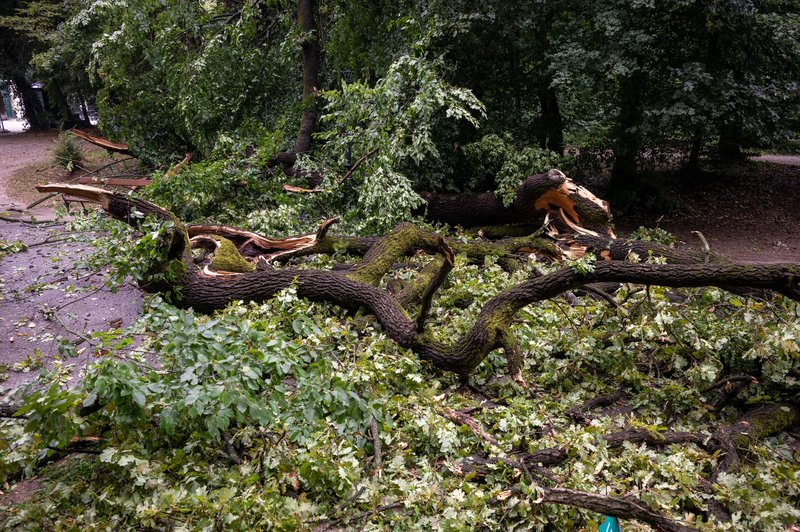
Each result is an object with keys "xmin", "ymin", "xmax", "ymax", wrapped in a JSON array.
[
  {"xmin": 32, "ymin": 184, "xmax": 800, "ymax": 378},
  {"xmin": 336, "ymin": 146, "xmax": 379, "ymax": 185},
  {"xmin": 369, "ymin": 415, "xmax": 382, "ymax": 476},
  {"xmin": 70, "ymin": 129, "xmax": 132, "ymax": 155},
  {"xmin": 440, "ymin": 408, "xmax": 500, "ymax": 446},
  {"xmin": 709, "ymin": 403, "xmax": 800, "ymax": 481},
  {"xmin": 533, "ymin": 486, "xmax": 698, "ymax": 532}
]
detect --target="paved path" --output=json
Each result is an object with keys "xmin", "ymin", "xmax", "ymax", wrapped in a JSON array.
[{"xmin": 749, "ymin": 154, "xmax": 800, "ymax": 166}]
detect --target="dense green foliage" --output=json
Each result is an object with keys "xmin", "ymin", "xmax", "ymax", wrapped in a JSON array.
[
  {"xmin": 6, "ymin": 0, "xmax": 799, "ymax": 211},
  {"xmin": 1, "ymin": 225, "xmax": 799, "ymax": 528}
]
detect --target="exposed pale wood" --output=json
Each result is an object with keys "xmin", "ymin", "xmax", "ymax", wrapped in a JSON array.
[
  {"xmin": 70, "ymin": 129, "xmax": 132, "ymax": 154},
  {"xmin": 166, "ymin": 152, "xmax": 193, "ymax": 177}
]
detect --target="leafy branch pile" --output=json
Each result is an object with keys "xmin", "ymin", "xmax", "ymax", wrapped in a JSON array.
[{"xmin": 2, "ymin": 187, "xmax": 799, "ymax": 529}]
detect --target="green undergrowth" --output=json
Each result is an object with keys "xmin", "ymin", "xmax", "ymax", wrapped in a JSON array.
[{"xmin": 1, "ymin": 238, "xmax": 799, "ymax": 530}]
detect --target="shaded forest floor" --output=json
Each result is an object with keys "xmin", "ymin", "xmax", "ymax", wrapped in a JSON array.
[{"xmin": 612, "ymin": 157, "xmax": 800, "ymax": 262}]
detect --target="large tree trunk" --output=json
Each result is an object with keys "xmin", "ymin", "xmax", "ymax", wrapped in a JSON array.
[
  {"xmin": 609, "ymin": 73, "xmax": 645, "ymax": 207},
  {"xmin": 269, "ymin": 0, "xmax": 320, "ymax": 169},
  {"xmin": 293, "ymin": 0, "xmax": 319, "ymax": 155},
  {"xmin": 34, "ymin": 183, "xmax": 800, "ymax": 378},
  {"xmin": 422, "ymin": 169, "xmax": 614, "ymax": 235}
]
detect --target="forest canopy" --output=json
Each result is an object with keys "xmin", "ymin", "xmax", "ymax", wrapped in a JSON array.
[{"xmin": 3, "ymin": 0, "xmax": 799, "ymax": 215}]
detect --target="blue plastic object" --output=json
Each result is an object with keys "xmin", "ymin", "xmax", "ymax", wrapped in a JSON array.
[{"xmin": 599, "ymin": 515, "xmax": 621, "ymax": 532}]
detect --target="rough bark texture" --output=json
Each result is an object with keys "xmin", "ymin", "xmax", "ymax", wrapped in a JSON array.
[
  {"xmin": 268, "ymin": 0, "xmax": 319, "ymax": 171},
  {"xmin": 35, "ymin": 184, "xmax": 800, "ymax": 379},
  {"xmin": 293, "ymin": 0, "xmax": 319, "ymax": 155}
]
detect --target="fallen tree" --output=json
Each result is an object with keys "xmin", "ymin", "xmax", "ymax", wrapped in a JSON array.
[
  {"xmin": 37, "ymin": 181, "xmax": 800, "ymax": 379},
  {"xmin": 29, "ymin": 178, "xmax": 800, "ymax": 530}
]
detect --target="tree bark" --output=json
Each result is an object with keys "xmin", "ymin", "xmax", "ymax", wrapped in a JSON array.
[
  {"xmin": 422, "ymin": 169, "xmax": 614, "ymax": 234},
  {"xmin": 609, "ymin": 72, "xmax": 645, "ymax": 207},
  {"xmin": 538, "ymin": 86, "xmax": 564, "ymax": 155},
  {"xmin": 294, "ymin": 0, "xmax": 319, "ymax": 155},
  {"xmin": 268, "ymin": 0, "xmax": 320, "ymax": 170},
  {"xmin": 35, "ymin": 184, "xmax": 800, "ymax": 378}
]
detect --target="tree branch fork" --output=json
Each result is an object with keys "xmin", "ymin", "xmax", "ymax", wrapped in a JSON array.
[{"xmin": 34, "ymin": 183, "xmax": 800, "ymax": 378}]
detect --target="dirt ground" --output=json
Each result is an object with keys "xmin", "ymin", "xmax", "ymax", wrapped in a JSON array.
[
  {"xmin": 1, "ymin": 130, "xmax": 143, "ymax": 391},
  {"xmin": 1, "ymin": 130, "xmax": 800, "ymax": 393},
  {"xmin": 613, "ymin": 159, "xmax": 800, "ymax": 262}
]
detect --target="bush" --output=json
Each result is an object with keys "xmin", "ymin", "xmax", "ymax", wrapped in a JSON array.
[{"xmin": 52, "ymin": 132, "xmax": 84, "ymax": 172}]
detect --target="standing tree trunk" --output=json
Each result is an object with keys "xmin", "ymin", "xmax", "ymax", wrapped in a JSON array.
[
  {"xmin": 686, "ymin": 130, "xmax": 703, "ymax": 173},
  {"xmin": 609, "ymin": 72, "xmax": 645, "ymax": 208},
  {"xmin": 538, "ymin": 86, "xmax": 564, "ymax": 156},
  {"xmin": 11, "ymin": 76, "xmax": 49, "ymax": 130},
  {"xmin": 293, "ymin": 0, "xmax": 319, "ymax": 154},
  {"xmin": 270, "ymin": 0, "xmax": 320, "ymax": 169},
  {"xmin": 79, "ymin": 93, "xmax": 92, "ymax": 124},
  {"xmin": 718, "ymin": 124, "xmax": 745, "ymax": 162}
]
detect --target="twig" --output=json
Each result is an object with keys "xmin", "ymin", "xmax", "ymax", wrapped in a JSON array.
[
  {"xmin": 26, "ymin": 231, "xmax": 92, "ymax": 248},
  {"xmin": 335, "ymin": 146, "xmax": 379, "ymax": 185},
  {"xmin": 702, "ymin": 374, "xmax": 758, "ymax": 393},
  {"xmin": 581, "ymin": 284, "xmax": 619, "ymax": 307},
  {"xmin": 567, "ymin": 387, "xmax": 626, "ymax": 424},
  {"xmin": 83, "ymin": 156, "xmax": 137, "ymax": 177},
  {"xmin": 53, "ymin": 310, "xmax": 95, "ymax": 347},
  {"xmin": 0, "ymin": 215, "xmax": 62, "ymax": 226},
  {"xmin": 337, "ymin": 486, "xmax": 366, "ymax": 511},
  {"xmin": 53, "ymin": 285, "xmax": 104, "ymax": 312},
  {"xmin": 369, "ymin": 415, "xmax": 382, "ymax": 475},
  {"xmin": 26, "ymin": 192, "xmax": 59, "ymax": 210},
  {"xmin": 691, "ymin": 231, "xmax": 711, "ymax": 264}
]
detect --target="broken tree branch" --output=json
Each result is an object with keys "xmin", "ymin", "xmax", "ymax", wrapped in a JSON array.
[{"xmin": 33, "ymin": 184, "xmax": 800, "ymax": 378}]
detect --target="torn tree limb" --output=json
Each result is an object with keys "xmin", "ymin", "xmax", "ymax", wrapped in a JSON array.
[
  {"xmin": 34, "ymin": 184, "xmax": 800, "ymax": 377},
  {"xmin": 415, "ymin": 238, "xmax": 454, "ymax": 332},
  {"xmin": 70, "ymin": 129, "xmax": 132, "ymax": 155},
  {"xmin": 421, "ymin": 169, "xmax": 614, "ymax": 235}
]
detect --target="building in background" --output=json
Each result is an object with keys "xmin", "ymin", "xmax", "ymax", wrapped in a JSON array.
[{"xmin": 1, "ymin": 81, "xmax": 17, "ymax": 119}]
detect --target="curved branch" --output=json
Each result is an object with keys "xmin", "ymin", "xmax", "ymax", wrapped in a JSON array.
[
  {"xmin": 33, "ymin": 185, "xmax": 800, "ymax": 377},
  {"xmin": 536, "ymin": 487, "xmax": 698, "ymax": 532}
]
